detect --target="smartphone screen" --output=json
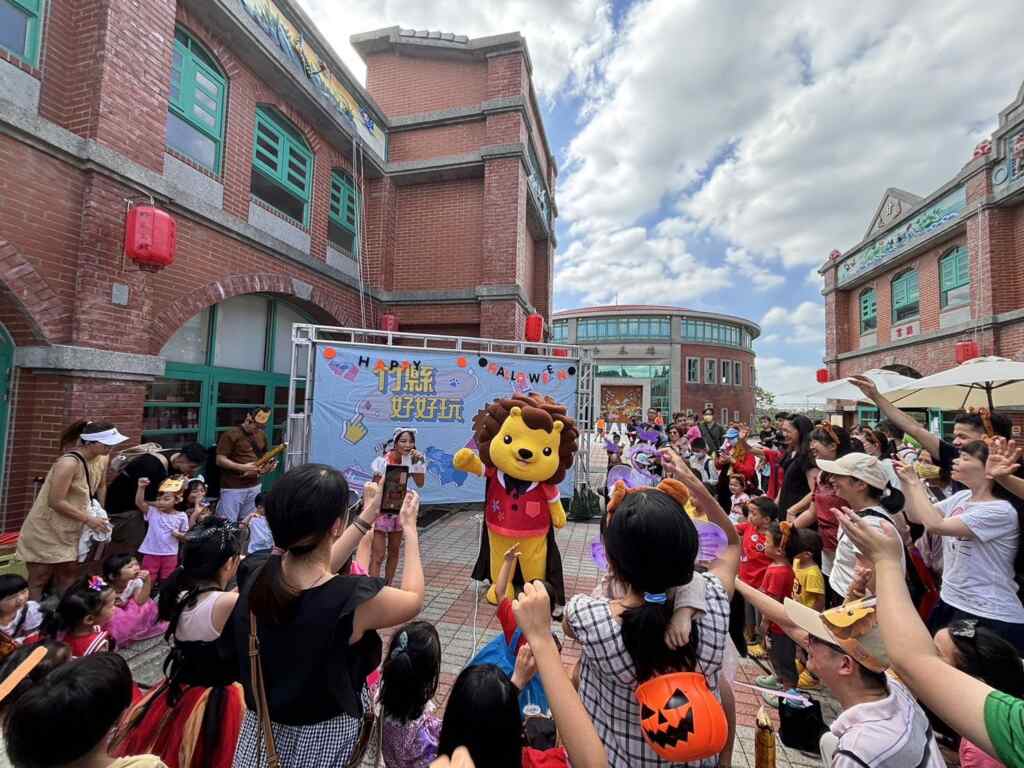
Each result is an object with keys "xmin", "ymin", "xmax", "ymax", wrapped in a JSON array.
[{"xmin": 381, "ymin": 465, "xmax": 409, "ymax": 513}]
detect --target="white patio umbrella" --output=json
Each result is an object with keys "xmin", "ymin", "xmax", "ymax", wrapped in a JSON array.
[
  {"xmin": 885, "ymin": 356, "xmax": 1024, "ymax": 410},
  {"xmin": 779, "ymin": 368, "xmax": 918, "ymax": 401}
]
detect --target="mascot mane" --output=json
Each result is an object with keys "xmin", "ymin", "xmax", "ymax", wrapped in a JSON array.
[{"xmin": 472, "ymin": 393, "xmax": 579, "ymax": 485}]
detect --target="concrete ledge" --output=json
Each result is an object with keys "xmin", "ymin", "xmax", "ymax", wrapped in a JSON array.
[
  {"xmin": 383, "ymin": 284, "xmax": 536, "ymax": 314},
  {"xmin": 0, "ymin": 59, "xmax": 39, "ymax": 114},
  {"xmin": 16, "ymin": 345, "xmax": 166, "ymax": 378},
  {"xmin": 163, "ymin": 153, "xmax": 223, "ymax": 209}
]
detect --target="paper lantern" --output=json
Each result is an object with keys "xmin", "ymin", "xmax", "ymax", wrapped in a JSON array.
[
  {"xmin": 525, "ymin": 313, "xmax": 545, "ymax": 343},
  {"xmin": 124, "ymin": 205, "xmax": 175, "ymax": 269},
  {"xmin": 816, "ymin": 368, "xmax": 829, "ymax": 383},
  {"xmin": 955, "ymin": 340, "xmax": 979, "ymax": 364},
  {"xmin": 552, "ymin": 348, "xmax": 569, "ymax": 358},
  {"xmin": 381, "ymin": 314, "xmax": 399, "ymax": 332}
]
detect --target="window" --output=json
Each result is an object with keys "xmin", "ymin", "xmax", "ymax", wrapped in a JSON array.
[
  {"xmin": 939, "ymin": 247, "xmax": 970, "ymax": 308},
  {"xmin": 575, "ymin": 316, "xmax": 670, "ymax": 340},
  {"xmin": 681, "ymin": 318, "xmax": 748, "ymax": 349},
  {"xmin": 167, "ymin": 27, "xmax": 226, "ymax": 173},
  {"xmin": 733, "ymin": 410, "xmax": 740, "ymax": 423},
  {"xmin": 704, "ymin": 358, "xmax": 716, "ymax": 385},
  {"xmin": 686, "ymin": 357, "xmax": 700, "ymax": 383},
  {"xmin": 251, "ymin": 106, "xmax": 313, "ymax": 225},
  {"xmin": 859, "ymin": 288, "xmax": 877, "ymax": 333},
  {"xmin": 0, "ymin": 0, "xmax": 42, "ymax": 66},
  {"xmin": 721, "ymin": 408, "xmax": 729, "ymax": 425},
  {"xmin": 551, "ymin": 322, "xmax": 568, "ymax": 342},
  {"xmin": 750, "ymin": 365, "xmax": 756, "ymax": 387},
  {"xmin": 327, "ymin": 170, "xmax": 359, "ymax": 256},
  {"xmin": 721, "ymin": 361, "xmax": 732, "ymax": 386},
  {"xmin": 733, "ymin": 361, "xmax": 742, "ymax": 387},
  {"xmin": 891, "ymin": 270, "xmax": 919, "ymax": 322}
]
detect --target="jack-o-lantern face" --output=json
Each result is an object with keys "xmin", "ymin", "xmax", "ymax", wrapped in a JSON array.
[
  {"xmin": 640, "ymin": 686, "xmax": 695, "ymax": 748},
  {"xmin": 635, "ymin": 672, "xmax": 729, "ymax": 762}
]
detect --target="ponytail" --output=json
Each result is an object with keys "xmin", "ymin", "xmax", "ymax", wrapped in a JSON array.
[
  {"xmin": 879, "ymin": 482, "xmax": 905, "ymax": 516},
  {"xmin": 59, "ymin": 420, "xmax": 89, "ymax": 449},
  {"xmin": 247, "ymin": 555, "xmax": 300, "ymax": 624},
  {"xmin": 621, "ymin": 598, "xmax": 699, "ymax": 682}
]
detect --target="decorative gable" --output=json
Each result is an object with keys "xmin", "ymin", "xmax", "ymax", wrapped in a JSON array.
[{"xmin": 863, "ymin": 188, "xmax": 923, "ymax": 239}]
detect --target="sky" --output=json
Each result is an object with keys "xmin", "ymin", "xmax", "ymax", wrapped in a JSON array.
[{"xmin": 299, "ymin": 0, "xmax": 1024, "ymax": 398}]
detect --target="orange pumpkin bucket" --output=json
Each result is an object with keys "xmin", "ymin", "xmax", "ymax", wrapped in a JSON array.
[{"xmin": 635, "ymin": 671, "xmax": 729, "ymax": 762}]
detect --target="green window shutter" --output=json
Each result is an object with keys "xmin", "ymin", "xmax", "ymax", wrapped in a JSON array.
[
  {"xmin": 252, "ymin": 108, "xmax": 312, "ymax": 202},
  {"xmin": 907, "ymin": 271, "xmax": 919, "ymax": 302},
  {"xmin": 956, "ymin": 249, "xmax": 969, "ymax": 286},
  {"xmin": 169, "ymin": 29, "xmax": 226, "ymax": 171},
  {"xmin": 940, "ymin": 253, "xmax": 956, "ymax": 290},
  {"xmin": 329, "ymin": 171, "xmax": 358, "ymax": 233}
]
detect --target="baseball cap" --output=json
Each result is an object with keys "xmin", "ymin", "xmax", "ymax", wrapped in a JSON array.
[
  {"xmin": 79, "ymin": 426, "xmax": 129, "ymax": 446},
  {"xmin": 815, "ymin": 452, "xmax": 888, "ymax": 490},
  {"xmin": 785, "ymin": 597, "xmax": 889, "ymax": 673}
]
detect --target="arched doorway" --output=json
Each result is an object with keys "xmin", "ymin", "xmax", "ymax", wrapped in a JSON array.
[
  {"xmin": 0, "ymin": 323, "xmax": 12, "ymax": 484},
  {"xmin": 143, "ymin": 294, "xmax": 311, "ymax": 485}
]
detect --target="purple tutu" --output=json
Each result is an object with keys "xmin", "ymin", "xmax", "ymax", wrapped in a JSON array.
[
  {"xmin": 107, "ymin": 600, "xmax": 167, "ymax": 648},
  {"xmin": 373, "ymin": 513, "xmax": 402, "ymax": 533}
]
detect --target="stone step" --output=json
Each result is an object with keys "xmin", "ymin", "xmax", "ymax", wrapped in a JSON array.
[{"xmin": 118, "ymin": 634, "xmax": 169, "ymax": 688}]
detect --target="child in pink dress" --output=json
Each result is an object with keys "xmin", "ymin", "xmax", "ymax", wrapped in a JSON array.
[{"xmin": 102, "ymin": 553, "xmax": 167, "ymax": 647}]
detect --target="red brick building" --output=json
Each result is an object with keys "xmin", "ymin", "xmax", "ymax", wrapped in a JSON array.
[
  {"xmin": 551, "ymin": 306, "xmax": 758, "ymax": 424},
  {"xmin": 0, "ymin": 0, "xmax": 556, "ymax": 529},
  {"xmin": 821, "ymin": 81, "xmax": 1024, "ymax": 432}
]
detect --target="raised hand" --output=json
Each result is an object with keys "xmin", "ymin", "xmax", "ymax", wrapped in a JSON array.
[
  {"xmin": 362, "ymin": 480, "xmax": 383, "ymax": 519},
  {"xmin": 503, "ymin": 543, "xmax": 521, "ymax": 563},
  {"xmin": 512, "ymin": 580, "xmax": 553, "ymax": 643},
  {"xmin": 893, "ymin": 460, "xmax": 922, "ymax": 488},
  {"xmin": 399, "ymin": 489, "xmax": 420, "ymax": 531},
  {"xmin": 849, "ymin": 374, "xmax": 880, "ymax": 402},
  {"xmin": 986, "ymin": 437, "xmax": 1021, "ymax": 479},
  {"xmin": 511, "ymin": 642, "xmax": 538, "ymax": 690}
]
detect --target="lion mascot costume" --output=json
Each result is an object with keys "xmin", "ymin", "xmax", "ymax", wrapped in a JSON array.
[{"xmin": 454, "ymin": 394, "xmax": 578, "ymax": 605}]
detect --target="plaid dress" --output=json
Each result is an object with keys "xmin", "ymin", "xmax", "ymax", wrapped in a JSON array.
[{"xmin": 566, "ymin": 572, "xmax": 731, "ymax": 767}]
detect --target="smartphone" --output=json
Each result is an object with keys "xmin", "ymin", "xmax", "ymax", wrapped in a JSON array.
[{"xmin": 381, "ymin": 464, "xmax": 409, "ymax": 513}]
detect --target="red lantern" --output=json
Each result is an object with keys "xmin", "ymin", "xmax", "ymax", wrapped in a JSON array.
[
  {"xmin": 381, "ymin": 314, "xmax": 399, "ymax": 332},
  {"xmin": 552, "ymin": 348, "xmax": 569, "ymax": 357},
  {"xmin": 124, "ymin": 205, "xmax": 175, "ymax": 269},
  {"xmin": 955, "ymin": 340, "xmax": 980, "ymax": 364},
  {"xmin": 525, "ymin": 313, "xmax": 545, "ymax": 343},
  {"xmin": 816, "ymin": 368, "xmax": 829, "ymax": 383}
]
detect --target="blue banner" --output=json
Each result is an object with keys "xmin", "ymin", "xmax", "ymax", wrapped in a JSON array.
[{"xmin": 309, "ymin": 344, "xmax": 579, "ymax": 504}]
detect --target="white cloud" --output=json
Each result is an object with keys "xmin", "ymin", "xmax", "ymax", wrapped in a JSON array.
[
  {"xmin": 724, "ymin": 247, "xmax": 785, "ymax": 292},
  {"xmin": 760, "ymin": 301, "xmax": 825, "ymax": 345},
  {"xmin": 555, "ymin": 227, "xmax": 731, "ymax": 306},
  {"xmin": 297, "ymin": 0, "xmax": 614, "ymax": 100},
  {"xmin": 756, "ymin": 357, "xmax": 826, "ymax": 402},
  {"xmin": 558, "ymin": 0, "xmax": 1024, "ymax": 276}
]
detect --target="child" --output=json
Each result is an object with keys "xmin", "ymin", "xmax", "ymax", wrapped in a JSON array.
[
  {"xmin": 42, "ymin": 575, "xmax": 117, "ymax": 656},
  {"xmin": 0, "ymin": 574, "xmax": 43, "ymax": 649},
  {"xmin": 735, "ymin": 496, "xmax": 777, "ymax": 658},
  {"xmin": 786, "ymin": 528, "xmax": 824, "ymax": 689},
  {"xmin": 135, "ymin": 477, "xmax": 189, "ymax": 585},
  {"xmin": 184, "ymin": 476, "xmax": 213, "ymax": 528},
  {"xmin": 728, "ymin": 473, "xmax": 751, "ymax": 525},
  {"xmin": 242, "ymin": 493, "xmax": 273, "ymax": 555},
  {"xmin": 380, "ymin": 621, "xmax": 443, "ymax": 768},
  {"xmin": 4, "ymin": 652, "xmax": 166, "ymax": 768},
  {"xmin": 688, "ymin": 437, "xmax": 718, "ymax": 483},
  {"xmin": 102, "ymin": 553, "xmax": 166, "ymax": 648},
  {"xmin": 756, "ymin": 521, "xmax": 798, "ymax": 704},
  {"xmin": 0, "ymin": 641, "xmax": 73, "ymax": 765}
]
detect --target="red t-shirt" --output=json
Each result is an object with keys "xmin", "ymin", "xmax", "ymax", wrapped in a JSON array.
[
  {"xmin": 736, "ymin": 522, "xmax": 772, "ymax": 588},
  {"xmin": 761, "ymin": 563, "xmax": 796, "ymax": 635},
  {"xmin": 484, "ymin": 466, "xmax": 560, "ymax": 538},
  {"xmin": 813, "ymin": 476, "xmax": 843, "ymax": 553},
  {"xmin": 498, "ymin": 597, "xmax": 527, "ymax": 654}
]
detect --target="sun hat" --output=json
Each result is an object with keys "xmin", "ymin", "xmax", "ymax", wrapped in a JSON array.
[
  {"xmin": 815, "ymin": 452, "xmax": 888, "ymax": 490},
  {"xmin": 785, "ymin": 597, "xmax": 889, "ymax": 673},
  {"xmin": 79, "ymin": 425, "xmax": 129, "ymax": 446}
]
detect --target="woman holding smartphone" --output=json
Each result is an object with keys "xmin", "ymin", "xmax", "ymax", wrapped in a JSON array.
[{"xmin": 370, "ymin": 428, "xmax": 426, "ymax": 584}]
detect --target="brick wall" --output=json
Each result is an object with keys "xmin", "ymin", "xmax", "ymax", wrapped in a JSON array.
[
  {"xmin": 364, "ymin": 52, "xmax": 488, "ymax": 117},
  {"xmin": 388, "ymin": 122, "xmax": 486, "ymax": 163},
  {"xmin": 679, "ymin": 345, "xmax": 756, "ymax": 422}
]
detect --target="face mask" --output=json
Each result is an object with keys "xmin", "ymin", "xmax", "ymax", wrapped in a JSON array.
[{"xmin": 704, "ymin": 414, "xmax": 713, "ymax": 423}]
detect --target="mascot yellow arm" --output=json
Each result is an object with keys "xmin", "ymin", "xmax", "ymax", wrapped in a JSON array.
[
  {"xmin": 452, "ymin": 448, "xmax": 485, "ymax": 477},
  {"xmin": 549, "ymin": 498, "xmax": 566, "ymax": 529}
]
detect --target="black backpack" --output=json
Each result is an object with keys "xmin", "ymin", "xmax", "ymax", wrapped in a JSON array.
[{"xmin": 203, "ymin": 443, "xmax": 221, "ymax": 499}]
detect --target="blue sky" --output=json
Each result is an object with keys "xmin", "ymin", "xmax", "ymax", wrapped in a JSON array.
[{"xmin": 302, "ymin": 0, "xmax": 1024, "ymax": 396}]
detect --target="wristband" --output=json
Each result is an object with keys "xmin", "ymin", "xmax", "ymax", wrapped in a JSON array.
[{"xmin": 352, "ymin": 516, "xmax": 371, "ymax": 534}]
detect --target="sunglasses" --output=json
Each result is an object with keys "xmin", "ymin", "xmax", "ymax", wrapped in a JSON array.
[{"xmin": 949, "ymin": 619, "xmax": 979, "ymax": 640}]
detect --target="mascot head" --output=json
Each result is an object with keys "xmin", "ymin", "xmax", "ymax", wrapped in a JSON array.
[{"xmin": 473, "ymin": 394, "xmax": 578, "ymax": 484}]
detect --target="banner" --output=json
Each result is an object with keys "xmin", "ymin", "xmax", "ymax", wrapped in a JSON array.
[{"xmin": 309, "ymin": 344, "xmax": 579, "ymax": 504}]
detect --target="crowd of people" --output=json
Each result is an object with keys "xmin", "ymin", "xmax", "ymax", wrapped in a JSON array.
[{"xmin": 0, "ymin": 380, "xmax": 1022, "ymax": 768}]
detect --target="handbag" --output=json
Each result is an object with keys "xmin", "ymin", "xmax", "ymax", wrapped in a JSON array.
[
  {"xmin": 248, "ymin": 612, "xmax": 281, "ymax": 768},
  {"xmin": 778, "ymin": 696, "xmax": 828, "ymax": 753}
]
